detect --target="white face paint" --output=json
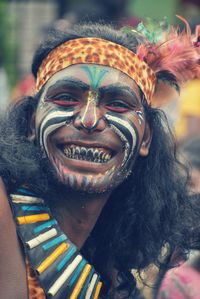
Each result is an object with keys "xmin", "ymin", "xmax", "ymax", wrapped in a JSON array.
[{"xmin": 35, "ymin": 64, "xmax": 146, "ymax": 193}]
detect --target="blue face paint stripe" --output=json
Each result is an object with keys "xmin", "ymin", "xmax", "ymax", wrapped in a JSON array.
[
  {"xmin": 81, "ymin": 66, "xmax": 108, "ymax": 90},
  {"xmin": 88, "ymin": 177, "xmax": 94, "ymax": 189},
  {"xmin": 81, "ymin": 176, "xmax": 87, "ymax": 188},
  {"xmin": 33, "ymin": 219, "xmax": 58, "ymax": 234},
  {"xmin": 67, "ymin": 175, "xmax": 71, "ymax": 186},
  {"xmin": 73, "ymin": 175, "xmax": 77, "ymax": 188},
  {"xmin": 57, "ymin": 246, "xmax": 77, "ymax": 271},
  {"xmin": 42, "ymin": 234, "xmax": 67, "ymax": 251},
  {"xmin": 81, "ymin": 66, "xmax": 94, "ymax": 88}
]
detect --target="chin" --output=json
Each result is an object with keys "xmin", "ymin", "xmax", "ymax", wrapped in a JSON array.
[{"xmin": 54, "ymin": 166, "xmax": 131, "ymax": 196}]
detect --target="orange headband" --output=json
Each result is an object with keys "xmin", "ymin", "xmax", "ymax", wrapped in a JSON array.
[{"xmin": 35, "ymin": 37, "xmax": 156, "ymax": 103}]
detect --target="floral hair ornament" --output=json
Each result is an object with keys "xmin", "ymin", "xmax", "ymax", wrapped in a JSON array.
[
  {"xmin": 135, "ymin": 16, "xmax": 200, "ymax": 107},
  {"xmin": 35, "ymin": 17, "xmax": 199, "ymax": 106}
]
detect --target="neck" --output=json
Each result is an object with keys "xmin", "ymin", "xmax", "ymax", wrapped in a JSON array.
[{"xmin": 52, "ymin": 190, "xmax": 110, "ymax": 250}]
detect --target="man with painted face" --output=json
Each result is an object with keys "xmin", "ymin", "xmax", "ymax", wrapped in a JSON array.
[{"xmin": 0, "ymin": 22, "xmax": 199, "ymax": 299}]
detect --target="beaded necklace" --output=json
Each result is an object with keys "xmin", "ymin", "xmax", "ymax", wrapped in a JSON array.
[{"xmin": 10, "ymin": 188, "xmax": 102, "ymax": 299}]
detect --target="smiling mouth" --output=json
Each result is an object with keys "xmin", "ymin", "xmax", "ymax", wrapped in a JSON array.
[{"xmin": 61, "ymin": 145, "xmax": 114, "ymax": 163}]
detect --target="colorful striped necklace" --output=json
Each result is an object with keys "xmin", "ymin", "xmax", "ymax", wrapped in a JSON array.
[{"xmin": 10, "ymin": 188, "xmax": 102, "ymax": 299}]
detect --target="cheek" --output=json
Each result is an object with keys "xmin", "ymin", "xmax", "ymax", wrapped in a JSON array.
[
  {"xmin": 128, "ymin": 111, "xmax": 146, "ymax": 144},
  {"xmin": 106, "ymin": 112, "xmax": 141, "ymax": 162},
  {"xmin": 36, "ymin": 107, "xmax": 75, "ymax": 153},
  {"xmin": 35, "ymin": 102, "xmax": 53, "ymax": 134},
  {"xmin": 135, "ymin": 110, "xmax": 145, "ymax": 126}
]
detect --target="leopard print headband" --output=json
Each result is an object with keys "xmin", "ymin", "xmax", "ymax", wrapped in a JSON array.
[{"xmin": 35, "ymin": 37, "xmax": 156, "ymax": 103}]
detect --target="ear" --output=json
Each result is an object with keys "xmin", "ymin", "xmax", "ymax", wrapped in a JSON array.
[
  {"xmin": 28, "ymin": 111, "xmax": 36, "ymax": 141},
  {"xmin": 139, "ymin": 123, "xmax": 152, "ymax": 157}
]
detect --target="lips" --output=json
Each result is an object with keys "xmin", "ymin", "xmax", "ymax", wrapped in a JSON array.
[{"xmin": 62, "ymin": 144, "xmax": 113, "ymax": 163}]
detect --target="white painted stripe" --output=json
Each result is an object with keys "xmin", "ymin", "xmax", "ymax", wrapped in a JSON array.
[
  {"xmin": 26, "ymin": 228, "xmax": 57, "ymax": 249},
  {"xmin": 40, "ymin": 110, "xmax": 74, "ymax": 147},
  {"xmin": 10, "ymin": 194, "xmax": 44, "ymax": 204},
  {"xmin": 43, "ymin": 121, "xmax": 66, "ymax": 155},
  {"xmin": 106, "ymin": 114, "xmax": 137, "ymax": 156},
  {"xmin": 85, "ymin": 273, "xmax": 98, "ymax": 299},
  {"xmin": 106, "ymin": 114, "xmax": 136, "ymax": 145},
  {"xmin": 48, "ymin": 255, "xmax": 82, "ymax": 296},
  {"xmin": 109, "ymin": 124, "xmax": 129, "ymax": 165}
]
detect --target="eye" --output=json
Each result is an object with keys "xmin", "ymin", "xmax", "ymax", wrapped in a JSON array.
[
  {"xmin": 105, "ymin": 100, "xmax": 131, "ymax": 113},
  {"xmin": 45, "ymin": 94, "xmax": 79, "ymax": 107}
]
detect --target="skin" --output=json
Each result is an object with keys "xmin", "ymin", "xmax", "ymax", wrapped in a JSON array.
[
  {"xmin": 34, "ymin": 63, "xmax": 151, "ymax": 251},
  {"xmin": 0, "ymin": 179, "xmax": 28, "ymax": 299},
  {"xmin": 35, "ymin": 64, "xmax": 147, "ymax": 194},
  {"xmin": 0, "ymin": 64, "xmax": 151, "ymax": 298}
]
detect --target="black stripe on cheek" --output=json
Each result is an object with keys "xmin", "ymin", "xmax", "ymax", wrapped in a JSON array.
[
  {"xmin": 39, "ymin": 108, "xmax": 75, "ymax": 149},
  {"xmin": 106, "ymin": 112, "xmax": 138, "ymax": 153}
]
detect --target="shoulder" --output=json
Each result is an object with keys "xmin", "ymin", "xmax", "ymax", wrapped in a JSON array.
[
  {"xmin": 0, "ymin": 177, "xmax": 13, "ymax": 221},
  {"xmin": 0, "ymin": 177, "xmax": 18, "ymax": 247},
  {"xmin": 0, "ymin": 177, "xmax": 18, "ymax": 242},
  {"xmin": 0, "ymin": 177, "xmax": 29, "ymax": 299}
]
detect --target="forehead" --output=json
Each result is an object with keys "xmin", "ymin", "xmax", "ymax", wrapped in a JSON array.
[{"xmin": 42, "ymin": 64, "xmax": 141, "ymax": 97}]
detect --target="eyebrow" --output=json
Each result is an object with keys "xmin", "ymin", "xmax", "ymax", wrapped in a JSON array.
[
  {"xmin": 46, "ymin": 77, "xmax": 90, "ymax": 93},
  {"xmin": 99, "ymin": 84, "xmax": 140, "ymax": 101},
  {"xmin": 46, "ymin": 78, "xmax": 140, "ymax": 102}
]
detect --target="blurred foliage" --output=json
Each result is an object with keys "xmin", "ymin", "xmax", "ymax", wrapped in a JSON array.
[
  {"xmin": 0, "ymin": 0, "xmax": 18, "ymax": 87},
  {"xmin": 128, "ymin": 0, "xmax": 177, "ymax": 23}
]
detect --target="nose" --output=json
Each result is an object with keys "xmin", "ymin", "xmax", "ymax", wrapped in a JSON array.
[{"xmin": 73, "ymin": 91, "xmax": 106, "ymax": 132}]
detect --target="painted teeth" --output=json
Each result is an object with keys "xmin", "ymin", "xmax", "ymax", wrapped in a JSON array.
[{"xmin": 63, "ymin": 146, "xmax": 112, "ymax": 163}]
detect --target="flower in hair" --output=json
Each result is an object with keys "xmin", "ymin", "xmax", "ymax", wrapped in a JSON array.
[{"xmin": 136, "ymin": 16, "xmax": 200, "ymax": 84}]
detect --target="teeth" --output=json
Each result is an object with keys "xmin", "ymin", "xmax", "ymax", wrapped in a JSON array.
[
  {"xmin": 87, "ymin": 149, "xmax": 93, "ymax": 159},
  {"xmin": 80, "ymin": 147, "xmax": 86, "ymax": 156},
  {"xmin": 94, "ymin": 150, "xmax": 99, "ymax": 158},
  {"xmin": 63, "ymin": 145, "xmax": 112, "ymax": 163},
  {"xmin": 102, "ymin": 153, "xmax": 106, "ymax": 161},
  {"xmin": 99, "ymin": 151, "xmax": 104, "ymax": 159},
  {"xmin": 75, "ymin": 147, "xmax": 80, "ymax": 155},
  {"xmin": 105, "ymin": 154, "xmax": 111, "ymax": 161}
]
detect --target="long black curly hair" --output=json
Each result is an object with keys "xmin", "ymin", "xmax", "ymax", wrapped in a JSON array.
[{"xmin": 0, "ymin": 23, "xmax": 198, "ymax": 298}]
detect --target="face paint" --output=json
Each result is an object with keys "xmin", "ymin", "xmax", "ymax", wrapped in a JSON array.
[
  {"xmin": 38, "ymin": 108, "xmax": 75, "ymax": 156},
  {"xmin": 80, "ymin": 90, "xmax": 99, "ymax": 129},
  {"xmin": 35, "ymin": 64, "xmax": 145, "ymax": 194},
  {"xmin": 80, "ymin": 66, "xmax": 108, "ymax": 130},
  {"xmin": 81, "ymin": 66, "xmax": 109, "ymax": 90},
  {"xmin": 106, "ymin": 112, "xmax": 138, "ymax": 170},
  {"xmin": 136, "ymin": 110, "xmax": 144, "ymax": 125}
]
